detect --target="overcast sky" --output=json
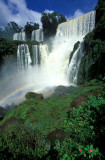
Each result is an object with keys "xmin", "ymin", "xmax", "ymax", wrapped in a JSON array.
[{"xmin": 0, "ymin": 0, "xmax": 98, "ymax": 27}]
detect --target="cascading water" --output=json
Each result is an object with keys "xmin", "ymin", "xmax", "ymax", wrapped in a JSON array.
[
  {"xmin": 13, "ymin": 32, "xmax": 26, "ymax": 41},
  {"xmin": 32, "ymin": 45, "xmax": 41, "ymax": 65},
  {"xmin": 57, "ymin": 11, "xmax": 95, "ymax": 39},
  {"xmin": 67, "ymin": 42, "xmax": 84, "ymax": 84},
  {"xmin": 31, "ymin": 28, "xmax": 44, "ymax": 42},
  {"xmin": 17, "ymin": 44, "xmax": 31, "ymax": 69},
  {"xmin": 34, "ymin": 11, "xmax": 96, "ymax": 86},
  {"xmin": 17, "ymin": 11, "xmax": 95, "ymax": 86}
]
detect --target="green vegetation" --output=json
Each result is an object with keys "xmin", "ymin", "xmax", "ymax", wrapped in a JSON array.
[
  {"xmin": 0, "ymin": 37, "xmax": 22, "ymax": 67},
  {"xmin": 41, "ymin": 12, "xmax": 66, "ymax": 38},
  {"xmin": 25, "ymin": 92, "xmax": 43, "ymax": 100},
  {"xmin": 0, "ymin": 37, "xmax": 22, "ymax": 56},
  {"xmin": 0, "ymin": 21, "xmax": 39, "ymax": 41},
  {"xmin": 69, "ymin": 41, "xmax": 80, "ymax": 64},
  {"xmin": 77, "ymin": 0, "xmax": 105, "ymax": 84},
  {"xmin": 0, "ymin": 80, "xmax": 105, "ymax": 159}
]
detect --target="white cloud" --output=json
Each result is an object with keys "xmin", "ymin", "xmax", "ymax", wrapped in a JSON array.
[
  {"xmin": 0, "ymin": 0, "xmax": 42, "ymax": 27},
  {"xmin": 44, "ymin": 9, "xmax": 54, "ymax": 14},
  {"xmin": 66, "ymin": 9, "xmax": 85, "ymax": 21},
  {"xmin": 0, "ymin": 0, "xmax": 12, "ymax": 27},
  {"xmin": 0, "ymin": 0, "xmax": 85, "ymax": 28}
]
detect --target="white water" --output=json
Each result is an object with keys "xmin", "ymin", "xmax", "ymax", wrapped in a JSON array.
[
  {"xmin": 13, "ymin": 32, "xmax": 26, "ymax": 41},
  {"xmin": 17, "ymin": 11, "xmax": 95, "ymax": 87},
  {"xmin": 67, "ymin": 42, "xmax": 84, "ymax": 83},
  {"xmin": 31, "ymin": 28, "xmax": 44, "ymax": 42},
  {"xmin": 57, "ymin": 11, "xmax": 95, "ymax": 38},
  {"xmin": 31, "ymin": 11, "xmax": 96, "ymax": 87},
  {"xmin": 17, "ymin": 44, "xmax": 31, "ymax": 69},
  {"xmin": 32, "ymin": 45, "xmax": 40, "ymax": 65}
]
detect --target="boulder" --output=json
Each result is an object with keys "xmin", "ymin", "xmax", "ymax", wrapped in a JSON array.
[
  {"xmin": 0, "ymin": 106, "xmax": 8, "ymax": 121},
  {"xmin": 51, "ymin": 85, "xmax": 80, "ymax": 97},
  {"xmin": 25, "ymin": 92, "xmax": 43, "ymax": 100}
]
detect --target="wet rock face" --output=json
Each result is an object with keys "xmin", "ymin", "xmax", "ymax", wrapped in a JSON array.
[
  {"xmin": 25, "ymin": 92, "xmax": 43, "ymax": 100},
  {"xmin": 0, "ymin": 106, "xmax": 8, "ymax": 121}
]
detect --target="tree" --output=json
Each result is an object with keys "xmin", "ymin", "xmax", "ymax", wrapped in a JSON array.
[
  {"xmin": 6, "ymin": 22, "xmax": 23, "ymax": 33},
  {"xmin": 41, "ymin": 12, "xmax": 66, "ymax": 37},
  {"xmin": 24, "ymin": 22, "xmax": 39, "ymax": 40},
  {"xmin": 0, "ymin": 22, "xmax": 23, "ymax": 40},
  {"xmin": 94, "ymin": 0, "xmax": 105, "ymax": 40}
]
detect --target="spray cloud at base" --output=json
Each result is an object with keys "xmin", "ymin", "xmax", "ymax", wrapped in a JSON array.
[{"xmin": 0, "ymin": 11, "xmax": 96, "ymax": 107}]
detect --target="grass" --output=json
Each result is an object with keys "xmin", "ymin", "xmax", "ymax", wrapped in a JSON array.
[{"xmin": 0, "ymin": 79, "xmax": 105, "ymax": 159}]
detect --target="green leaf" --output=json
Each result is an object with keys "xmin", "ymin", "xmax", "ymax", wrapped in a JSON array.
[{"xmin": 90, "ymin": 145, "xmax": 93, "ymax": 149}]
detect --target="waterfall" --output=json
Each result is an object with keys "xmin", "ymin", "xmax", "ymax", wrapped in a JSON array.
[
  {"xmin": 17, "ymin": 11, "xmax": 96, "ymax": 88},
  {"xmin": 53, "ymin": 11, "xmax": 95, "ymax": 84},
  {"xmin": 31, "ymin": 29, "xmax": 44, "ymax": 42},
  {"xmin": 17, "ymin": 44, "xmax": 31, "ymax": 69},
  {"xmin": 13, "ymin": 32, "xmax": 26, "ymax": 41},
  {"xmin": 35, "ymin": 11, "xmax": 96, "ymax": 86},
  {"xmin": 57, "ymin": 11, "xmax": 96, "ymax": 39}
]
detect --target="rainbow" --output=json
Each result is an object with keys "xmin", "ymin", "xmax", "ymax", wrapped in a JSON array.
[{"xmin": 0, "ymin": 83, "xmax": 34, "ymax": 107}]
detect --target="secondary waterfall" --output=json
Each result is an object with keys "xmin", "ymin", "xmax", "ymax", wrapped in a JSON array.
[
  {"xmin": 31, "ymin": 29, "xmax": 44, "ymax": 42},
  {"xmin": 32, "ymin": 45, "xmax": 41, "ymax": 65},
  {"xmin": 13, "ymin": 32, "xmax": 26, "ymax": 41},
  {"xmin": 17, "ymin": 44, "xmax": 31, "ymax": 69},
  {"xmin": 67, "ymin": 42, "xmax": 84, "ymax": 83}
]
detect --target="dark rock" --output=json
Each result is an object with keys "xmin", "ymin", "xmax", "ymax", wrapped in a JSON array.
[
  {"xmin": 51, "ymin": 85, "xmax": 80, "ymax": 97},
  {"xmin": 5, "ymin": 103, "xmax": 17, "ymax": 111},
  {"xmin": 70, "ymin": 90, "xmax": 98, "ymax": 108},
  {"xmin": 69, "ymin": 41, "xmax": 80, "ymax": 64},
  {"xmin": 0, "ymin": 106, "xmax": 8, "ymax": 121},
  {"xmin": 25, "ymin": 92, "xmax": 43, "ymax": 100}
]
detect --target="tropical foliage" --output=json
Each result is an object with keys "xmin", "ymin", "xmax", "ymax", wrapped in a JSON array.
[
  {"xmin": 41, "ymin": 12, "xmax": 66, "ymax": 38},
  {"xmin": 77, "ymin": 0, "xmax": 105, "ymax": 84}
]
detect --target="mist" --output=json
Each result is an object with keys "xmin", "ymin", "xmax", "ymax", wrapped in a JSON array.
[{"xmin": 0, "ymin": 36, "xmax": 75, "ymax": 107}]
